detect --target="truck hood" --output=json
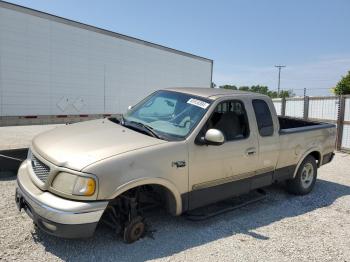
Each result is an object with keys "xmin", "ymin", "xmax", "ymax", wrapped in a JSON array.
[{"xmin": 32, "ymin": 119, "xmax": 167, "ymax": 170}]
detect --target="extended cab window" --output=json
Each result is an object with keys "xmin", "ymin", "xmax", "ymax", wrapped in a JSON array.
[
  {"xmin": 206, "ymin": 100, "xmax": 249, "ymax": 141},
  {"xmin": 252, "ymin": 99, "xmax": 274, "ymax": 137}
]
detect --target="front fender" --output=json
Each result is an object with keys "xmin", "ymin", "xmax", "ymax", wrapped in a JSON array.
[{"xmin": 109, "ymin": 177, "xmax": 183, "ymax": 215}]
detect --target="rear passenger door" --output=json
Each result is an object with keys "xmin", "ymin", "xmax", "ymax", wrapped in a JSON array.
[{"xmin": 251, "ymin": 99, "xmax": 280, "ymax": 185}]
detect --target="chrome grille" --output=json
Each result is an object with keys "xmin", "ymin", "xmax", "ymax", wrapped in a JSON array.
[{"xmin": 31, "ymin": 153, "xmax": 50, "ymax": 183}]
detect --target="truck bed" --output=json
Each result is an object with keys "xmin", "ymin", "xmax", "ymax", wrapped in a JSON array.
[
  {"xmin": 275, "ymin": 116, "xmax": 336, "ymax": 174},
  {"xmin": 278, "ymin": 116, "xmax": 335, "ymax": 134}
]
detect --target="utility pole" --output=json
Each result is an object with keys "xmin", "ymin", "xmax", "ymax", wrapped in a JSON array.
[{"xmin": 275, "ymin": 65, "xmax": 286, "ymax": 96}]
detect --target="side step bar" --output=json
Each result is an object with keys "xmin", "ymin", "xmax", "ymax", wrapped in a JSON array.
[{"xmin": 185, "ymin": 189, "xmax": 267, "ymax": 221}]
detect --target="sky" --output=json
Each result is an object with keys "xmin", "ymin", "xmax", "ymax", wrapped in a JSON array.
[{"xmin": 4, "ymin": 0, "xmax": 350, "ymax": 96}]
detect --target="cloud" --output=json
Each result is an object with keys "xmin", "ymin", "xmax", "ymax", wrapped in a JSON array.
[{"xmin": 213, "ymin": 56, "xmax": 350, "ymax": 96}]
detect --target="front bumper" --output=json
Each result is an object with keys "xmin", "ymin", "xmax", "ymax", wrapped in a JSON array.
[{"xmin": 15, "ymin": 161, "xmax": 108, "ymax": 238}]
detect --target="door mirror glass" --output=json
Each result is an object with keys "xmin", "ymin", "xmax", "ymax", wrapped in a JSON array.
[{"xmin": 204, "ymin": 129, "xmax": 225, "ymax": 145}]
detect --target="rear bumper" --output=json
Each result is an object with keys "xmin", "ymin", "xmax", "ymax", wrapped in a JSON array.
[{"xmin": 15, "ymin": 161, "xmax": 108, "ymax": 238}]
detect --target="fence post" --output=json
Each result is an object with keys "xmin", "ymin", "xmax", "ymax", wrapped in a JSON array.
[
  {"xmin": 303, "ymin": 96, "xmax": 309, "ymax": 120},
  {"xmin": 336, "ymin": 95, "xmax": 345, "ymax": 151},
  {"xmin": 281, "ymin": 97, "xmax": 286, "ymax": 116}
]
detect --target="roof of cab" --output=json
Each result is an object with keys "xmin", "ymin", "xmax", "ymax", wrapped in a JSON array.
[{"xmin": 164, "ymin": 87, "xmax": 268, "ymax": 100}]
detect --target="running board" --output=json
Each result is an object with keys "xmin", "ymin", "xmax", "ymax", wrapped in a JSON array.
[{"xmin": 184, "ymin": 189, "xmax": 267, "ymax": 221}]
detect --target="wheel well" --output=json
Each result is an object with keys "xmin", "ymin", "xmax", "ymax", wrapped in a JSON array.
[
  {"xmin": 148, "ymin": 184, "xmax": 177, "ymax": 215},
  {"xmin": 308, "ymin": 151, "xmax": 321, "ymax": 167},
  {"xmin": 111, "ymin": 184, "xmax": 177, "ymax": 216}
]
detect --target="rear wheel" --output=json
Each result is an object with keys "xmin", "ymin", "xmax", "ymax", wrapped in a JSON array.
[{"xmin": 286, "ymin": 155, "xmax": 317, "ymax": 195}]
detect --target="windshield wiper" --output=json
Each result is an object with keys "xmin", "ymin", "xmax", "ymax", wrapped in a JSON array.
[
  {"xmin": 125, "ymin": 120, "xmax": 163, "ymax": 139},
  {"xmin": 120, "ymin": 114, "xmax": 126, "ymax": 125}
]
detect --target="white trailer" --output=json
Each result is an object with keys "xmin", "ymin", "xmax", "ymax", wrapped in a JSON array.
[{"xmin": 0, "ymin": 1, "xmax": 213, "ymax": 126}]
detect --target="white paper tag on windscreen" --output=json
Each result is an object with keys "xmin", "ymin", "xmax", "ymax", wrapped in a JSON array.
[{"xmin": 187, "ymin": 98, "xmax": 209, "ymax": 109}]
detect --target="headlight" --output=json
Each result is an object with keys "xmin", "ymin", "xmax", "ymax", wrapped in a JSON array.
[
  {"xmin": 73, "ymin": 176, "xmax": 96, "ymax": 196},
  {"xmin": 52, "ymin": 172, "xmax": 96, "ymax": 196}
]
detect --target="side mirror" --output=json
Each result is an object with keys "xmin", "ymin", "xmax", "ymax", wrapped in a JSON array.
[
  {"xmin": 200, "ymin": 129, "xmax": 225, "ymax": 146},
  {"xmin": 127, "ymin": 105, "xmax": 133, "ymax": 111}
]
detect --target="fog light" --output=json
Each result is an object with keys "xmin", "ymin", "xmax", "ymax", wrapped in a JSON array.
[{"xmin": 42, "ymin": 221, "xmax": 57, "ymax": 231}]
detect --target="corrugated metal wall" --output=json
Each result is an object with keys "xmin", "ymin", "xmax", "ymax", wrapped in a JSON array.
[
  {"xmin": 343, "ymin": 97, "xmax": 350, "ymax": 149},
  {"xmin": 272, "ymin": 99, "xmax": 282, "ymax": 115},
  {"xmin": 285, "ymin": 98, "xmax": 304, "ymax": 118},
  {"xmin": 272, "ymin": 95, "xmax": 350, "ymax": 152},
  {"xmin": 308, "ymin": 97, "xmax": 338, "ymax": 121},
  {"xmin": 0, "ymin": 4, "xmax": 212, "ymax": 117}
]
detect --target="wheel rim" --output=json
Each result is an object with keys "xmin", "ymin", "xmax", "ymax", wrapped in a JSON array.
[{"xmin": 301, "ymin": 163, "xmax": 314, "ymax": 189}]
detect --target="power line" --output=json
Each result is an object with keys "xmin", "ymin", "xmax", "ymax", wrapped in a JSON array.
[{"xmin": 293, "ymin": 87, "xmax": 331, "ymax": 90}]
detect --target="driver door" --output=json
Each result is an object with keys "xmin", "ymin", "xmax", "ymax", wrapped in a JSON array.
[{"xmin": 188, "ymin": 99, "xmax": 259, "ymax": 210}]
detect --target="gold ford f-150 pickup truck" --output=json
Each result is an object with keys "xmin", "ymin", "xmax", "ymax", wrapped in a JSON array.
[{"xmin": 15, "ymin": 88, "xmax": 336, "ymax": 243}]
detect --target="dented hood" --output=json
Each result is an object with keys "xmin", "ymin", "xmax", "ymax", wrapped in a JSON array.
[{"xmin": 32, "ymin": 119, "xmax": 166, "ymax": 170}]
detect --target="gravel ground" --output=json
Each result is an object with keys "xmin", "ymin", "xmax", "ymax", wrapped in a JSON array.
[
  {"xmin": 0, "ymin": 152, "xmax": 349, "ymax": 262},
  {"xmin": 0, "ymin": 125, "xmax": 61, "ymax": 150}
]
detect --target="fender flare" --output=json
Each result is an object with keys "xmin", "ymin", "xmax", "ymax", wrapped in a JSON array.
[
  {"xmin": 109, "ymin": 177, "xmax": 183, "ymax": 215},
  {"xmin": 292, "ymin": 147, "xmax": 322, "ymax": 178}
]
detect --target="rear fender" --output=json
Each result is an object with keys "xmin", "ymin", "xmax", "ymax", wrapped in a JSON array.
[{"xmin": 292, "ymin": 147, "xmax": 322, "ymax": 178}]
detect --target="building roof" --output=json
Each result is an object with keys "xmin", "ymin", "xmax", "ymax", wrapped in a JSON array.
[
  {"xmin": 0, "ymin": 0, "xmax": 212, "ymax": 64},
  {"xmin": 165, "ymin": 87, "xmax": 267, "ymax": 100}
]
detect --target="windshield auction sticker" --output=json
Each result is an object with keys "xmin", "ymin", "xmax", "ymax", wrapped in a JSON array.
[{"xmin": 187, "ymin": 98, "xmax": 210, "ymax": 109}]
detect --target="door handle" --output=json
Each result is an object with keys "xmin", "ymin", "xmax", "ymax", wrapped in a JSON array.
[{"xmin": 245, "ymin": 148, "xmax": 256, "ymax": 156}]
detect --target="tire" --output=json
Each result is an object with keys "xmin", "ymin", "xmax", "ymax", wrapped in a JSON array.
[
  {"xmin": 123, "ymin": 216, "xmax": 145, "ymax": 244},
  {"xmin": 286, "ymin": 155, "xmax": 317, "ymax": 195}
]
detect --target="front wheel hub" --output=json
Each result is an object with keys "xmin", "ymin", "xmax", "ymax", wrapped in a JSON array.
[{"xmin": 123, "ymin": 216, "xmax": 145, "ymax": 243}]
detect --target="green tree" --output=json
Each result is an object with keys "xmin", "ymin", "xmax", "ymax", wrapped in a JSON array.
[
  {"xmin": 238, "ymin": 86, "xmax": 250, "ymax": 91},
  {"xmin": 279, "ymin": 90, "xmax": 294, "ymax": 98},
  {"xmin": 250, "ymin": 85, "xmax": 269, "ymax": 95},
  {"xmin": 267, "ymin": 90, "xmax": 278, "ymax": 98},
  {"xmin": 268, "ymin": 89, "xmax": 294, "ymax": 98},
  {"xmin": 332, "ymin": 71, "xmax": 350, "ymax": 95},
  {"xmin": 219, "ymin": 83, "xmax": 294, "ymax": 98},
  {"xmin": 219, "ymin": 84, "xmax": 237, "ymax": 90}
]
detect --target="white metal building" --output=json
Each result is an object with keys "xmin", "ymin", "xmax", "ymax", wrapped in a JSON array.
[{"xmin": 0, "ymin": 1, "xmax": 213, "ymax": 124}]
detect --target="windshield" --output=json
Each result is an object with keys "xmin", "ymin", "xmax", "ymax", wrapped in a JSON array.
[{"xmin": 123, "ymin": 90, "xmax": 212, "ymax": 140}]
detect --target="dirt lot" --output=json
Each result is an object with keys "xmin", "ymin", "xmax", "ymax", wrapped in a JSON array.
[
  {"xmin": 0, "ymin": 152, "xmax": 349, "ymax": 262},
  {"xmin": 0, "ymin": 125, "xmax": 61, "ymax": 150}
]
